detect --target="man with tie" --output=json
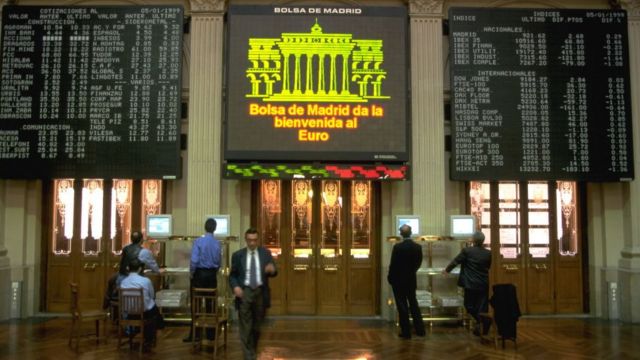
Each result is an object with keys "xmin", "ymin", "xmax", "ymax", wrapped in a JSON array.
[{"xmin": 229, "ymin": 228, "xmax": 278, "ymax": 360}]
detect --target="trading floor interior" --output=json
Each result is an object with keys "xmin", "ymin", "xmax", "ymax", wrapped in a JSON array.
[
  {"xmin": 1, "ymin": 0, "xmax": 640, "ymax": 359},
  {"xmin": 1, "ymin": 316, "xmax": 639, "ymax": 359}
]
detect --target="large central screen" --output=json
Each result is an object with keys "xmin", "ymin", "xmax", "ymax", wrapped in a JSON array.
[{"xmin": 225, "ymin": 5, "xmax": 409, "ymax": 163}]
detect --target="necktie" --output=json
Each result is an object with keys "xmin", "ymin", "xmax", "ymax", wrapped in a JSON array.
[{"xmin": 249, "ymin": 251, "xmax": 258, "ymax": 289}]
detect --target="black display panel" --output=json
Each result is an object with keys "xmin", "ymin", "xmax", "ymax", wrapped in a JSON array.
[
  {"xmin": 225, "ymin": 5, "xmax": 409, "ymax": 163},
  {"xmin": 0, "ymin": 6, "xmax": 183, "ymax": 179},
  {"xmin": 449, "ymin": 8, "xmax": 633, "ymax": 181}
]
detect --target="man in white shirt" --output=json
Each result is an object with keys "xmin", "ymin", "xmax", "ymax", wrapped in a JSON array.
[{"xmin": 120, "ymin": 258, "xmax": 164, "ymax": 351}]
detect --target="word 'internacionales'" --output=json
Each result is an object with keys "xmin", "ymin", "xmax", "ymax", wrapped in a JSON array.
[{"xmin": 249, "ymin": 103, "xmax": 384, "ymax": 142}]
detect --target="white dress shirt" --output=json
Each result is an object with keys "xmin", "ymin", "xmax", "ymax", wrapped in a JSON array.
[
  {"xmin": 244, "ymin": 249, "xmax": 263, "ymax": 287},
  {"xmin": 120, "ymin": 272, "xmax": 155, "ymax": 311}
]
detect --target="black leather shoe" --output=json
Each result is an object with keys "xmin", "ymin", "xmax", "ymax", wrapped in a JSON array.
[{"xmin": 398, "ymin": 333, "xmax": 411, "ymax": 340}]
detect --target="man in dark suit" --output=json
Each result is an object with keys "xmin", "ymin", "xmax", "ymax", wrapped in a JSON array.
[
  {"xmin": 443, "ymin": 231, "xmax": 492, "ymax": 336},
  {"xmin": 229, "ymin": 227, "xmax": 278, "ymax": 360},
  {"xmin": 387, "ymin": 224, "xmax": 425, "ymax": 339}
]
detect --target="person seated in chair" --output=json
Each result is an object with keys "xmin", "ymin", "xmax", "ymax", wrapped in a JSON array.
[{"xmin": 120, "ymin": 258, "xmax": 164, "ymax": 351}]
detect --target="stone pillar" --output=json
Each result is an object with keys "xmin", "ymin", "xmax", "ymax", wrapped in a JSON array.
[
  {"xmin": 409, "ymin": 0, "xmax": 445, "ymax": 235},
  {"xmin": 186, "ymin": 0, "xmax": 225, "ymax": 234},
  {"xmin": 619, "ymin": 0, "xmax": 640, "ymax": 323},
  {"xmin": 0, "ymin": 180, "xmax": 11, "ymax": 320}
]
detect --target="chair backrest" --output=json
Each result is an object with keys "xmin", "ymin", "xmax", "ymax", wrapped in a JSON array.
[
  {"xmin": 192, "ymin": 288, "xmax": 218, "ymax": 325},
  {"xmin": 69, "ymin": 282, "xmax": 81, "ymax": 318},
  {"xmin": 118, "ymin": 287, "xmax": 145, "ymax": 320}
]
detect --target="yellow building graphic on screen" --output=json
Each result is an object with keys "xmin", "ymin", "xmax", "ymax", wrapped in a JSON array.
[{"xmin": 246, "ymin": 20, "xmax": 389, "ymax": 102}]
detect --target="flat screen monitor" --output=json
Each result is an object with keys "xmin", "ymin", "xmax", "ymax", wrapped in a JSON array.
[
  {"xmin": 450, "ymin": 215, "xmax": 476, "ymax": 238},
  {"xmin": 204, "ymin": 215, "xmax": 230, "ymax": 237},
  {"xmin": 395, "ymin": 215, "xmax": 420, "ymax": 237},
  {"xmin": 147, "ymin": 214, "xmax": 173, "ymax": 238}
]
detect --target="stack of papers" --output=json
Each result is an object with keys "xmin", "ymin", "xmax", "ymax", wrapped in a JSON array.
[{"xmin": 156, "ymin": 289, "xmax": 187, "ymax": 308}]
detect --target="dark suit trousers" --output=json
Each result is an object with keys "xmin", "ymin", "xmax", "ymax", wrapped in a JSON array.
[
  {"xmin": 127, "ymin": 305, "xmax": 163, "ymax": 346},
  {"xmin": 464, "ymin": 287, "xmax": 489, "ymax": 325},
  {"xmin": 238, "ymin": 286, "xmax": 264, "ymax": 360},
  {"xmin": 392, "ymin": 285, "xmax": 425, "ymax": 337}
]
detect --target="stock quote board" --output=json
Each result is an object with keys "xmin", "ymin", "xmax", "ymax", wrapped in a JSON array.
[
  {"xmin": 0, "ymin": 6, "xmax": 183, "ymax": 179},
  {"xmin": 450, "ymin": 8, "xmax": 633, "ymax": 181},
  {"xmin": 225, "ymin": 5, "xmax": 409, "ymax": 163}
]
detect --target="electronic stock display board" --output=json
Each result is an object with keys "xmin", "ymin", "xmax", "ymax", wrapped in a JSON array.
[
  {"xmin": 0, "ymin": 6, "xmax": 183, "ymax": 179},
  {"xmin": 225, "ymin": 5, "xmax": 409, "ymax": 164},
  {"xmin": 450, "ymin": 8, "xmax": 633, "ymax": 181}
]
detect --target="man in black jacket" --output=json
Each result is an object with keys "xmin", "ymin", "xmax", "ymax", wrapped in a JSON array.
[
  {"xmin": 387, "ymin": 224, "xmax": 425, "ymax": 339},
  {"xmin": 229, "ymin": 228, "xmax": 278, "ymax": 360},
  {"xmin": 116, "ymin": 231, "xmax": 162, "ymax": 285},
  {"xmin": 443, "ymin": 231, "xmax": 492, "ymax": 336}
]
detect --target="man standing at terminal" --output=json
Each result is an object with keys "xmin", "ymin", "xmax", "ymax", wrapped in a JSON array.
[
  {"xmin": 184, "ymin": 218, "xmax": 222, "ymax": 342},
  {"xmin": 230, "ymin": 228, "xmax": 277, "ymax": 360},
  {"xmin": 117, "ymin": 231, "xmax": 161, "ymax": 285},
  {"xmin": 388, "ymin": 224, "xmax": 426, "ymax": 339},
  {"xmin": 443, "ymin": 231, "xmax": 492, "ymax": 336}
]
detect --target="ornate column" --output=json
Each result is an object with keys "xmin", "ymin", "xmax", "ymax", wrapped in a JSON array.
[
  {"xmin": 186, "ymin": 0, "xmax": 225, "ymax": 234},
  {"xmin": 341, "ymin": 53, "xmax": 349, "ymax": 95},
  {"xmin": 282, "ymin": 51, "xmax": 290, "ymax": 94},
  {"xmin": 293, "ymin": 53, "xmax": 301, "ymax": 94},
  {"xmin": 305, "ymin": 54, "xmax": 313, "ymax": 94},
  {"xmin": 409, "ymin": 0, "xmax": 445, "ymax": 235},
  {"xmin": 619, "ymin": 0, "xmax": 640, "ymax": 323}
]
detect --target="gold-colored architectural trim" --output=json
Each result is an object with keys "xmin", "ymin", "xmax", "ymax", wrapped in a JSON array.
[
  {"xmin": 620, "ymin": 0, "xmax": 640, "ymax": 17},
  {"xmin": 190, "ymin": 0, "xmax": 225, "ymax": 13},
  {"xmin": 408, "ymin": 0, "xmax": 443, "ymax": 15}
]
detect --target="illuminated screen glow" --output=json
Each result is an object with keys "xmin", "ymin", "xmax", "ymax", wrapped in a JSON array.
[
  {"xmin": 147, "ymin": 214, "xmax": 172, "ymax": 238},
  {"xmin": 205, "ymin": 215, "xmax": 230, "ymax": 237},
  {"xmin": 224, "ymin": 162, "xmax": 409, "ymax": 179},
  {"xmin": 450, "ymin": 215, "xmax": 476, "ymax": 238},
  {"xmin": 225, "ymin": 5, "xmax": 409, "ymax": 163},
  {"xmin": 396, "ymin": 215, "xmax": 420, "ymax": 236}
]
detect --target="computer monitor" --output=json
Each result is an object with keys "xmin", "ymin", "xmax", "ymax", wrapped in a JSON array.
[
  {"xmin": 146, "ymin": 214, "xmax": 173, "ymax": 238},
  {"xmin": 204, "ymin": 214, "xmax": 230, "ymax": 237},
  {"xmin": 395, "ymin": 215, "xmax": 420, "ymax": 237},
  {"xmin": 450, "ymin": 215, "xmax": 476, "ymax": 238}
]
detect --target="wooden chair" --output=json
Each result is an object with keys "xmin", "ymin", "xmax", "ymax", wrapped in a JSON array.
[
  {"xmin": 108, "ymin": 291, "xmax": 120, "ymax": 336},
  {"xmin": 478, "ymin": 311, "xmax": 500, "ymax": 348},
  {"xmin": 68, "ymin": 282, "xmax": 109, "ymax": 351},
  {"xmin": 191, "ymin": 288, "xmax": 228, "ymax": 357},
  {"xmin": 117, "ymin": 287, "xmax": 147, "ymax": 354}
]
